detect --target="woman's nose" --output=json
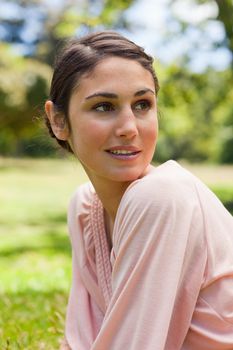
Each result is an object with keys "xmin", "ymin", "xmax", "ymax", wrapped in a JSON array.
[{"xmin": 115, "ymin": 108, "xmax": 139, "ymax": 139}]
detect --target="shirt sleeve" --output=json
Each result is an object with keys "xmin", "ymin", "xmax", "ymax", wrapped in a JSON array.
[
  {"xmin": 65, "ymin": 187, "xmax": 104, "ymax": 350},
  {"xmin": 91, "ymin": 171, "xmax": 207, "ymax": 350}
]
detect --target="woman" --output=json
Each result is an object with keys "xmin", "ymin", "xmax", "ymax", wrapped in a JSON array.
[{"xmin": 45, "ymin": 31, "xmax": 233, "ymax": 350}]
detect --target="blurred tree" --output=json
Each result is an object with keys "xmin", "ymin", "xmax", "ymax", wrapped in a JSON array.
[
  {"xmin": 0, "ymin": 43, "xmax": 53, "ymax": 156},
  {"xmin": 0, "ymin": 0, "xmax": 232, "ymax": 162},
  {"xmin": 212, "ymin": 0, "xmax": 233, "ymax": 162},
  {"xmin": 0, "ymin": 0, "xmax": 134, "ymax": 64},
  {"xmin": 37, "ymin": 0, "xmax": 134, "ymax": 65},
  {"xmin": 214, "ymin": 0, "xmax": 233, "ymax": 64},
  {"xmin": 168, "ymin": 0, "xmax": 233, "ymax": 67},
  {"xmin": 156, "ymin": 0, "xmax": 233, "ymax": 163},
  {"xmin": 155, "ymin": 63, "xmax": 232, "ymax": 162}
]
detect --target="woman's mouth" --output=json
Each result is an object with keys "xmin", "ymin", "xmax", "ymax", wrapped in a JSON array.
[
  {"xmin": 108, "ymin": 150, "xmax": 139, "ymax": 155},
  {"xmin": 106, "ymin": 148, "xmax": 141, "ymax": 159}
]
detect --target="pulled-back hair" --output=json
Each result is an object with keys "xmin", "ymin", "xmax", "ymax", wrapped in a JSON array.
[{"xmin": 45, "ymin": 30, "xmax": 159, "ymax": 153}]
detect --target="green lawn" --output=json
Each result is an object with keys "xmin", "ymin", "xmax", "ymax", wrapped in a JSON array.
[
  {"xmin": 0, "ymin": 158, "xmax": 232, "ymax": 349},
  {"xmin": 0, "ymin": 157, "xmax": 88, "ymax": 349}
]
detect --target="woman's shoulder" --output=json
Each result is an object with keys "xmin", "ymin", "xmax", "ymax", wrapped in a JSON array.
[
  {"xmin": 67, "ymin": 182, "xmax": 97, "ymax": 260},
  {"xmin": 68, "ymin": 182, "xmax": 95, "ymax": 220},
  {"xmin": 120, "ymin": 160, "xmax": 232, "ymax": 224},
  {"xmin": 123, "ymin": 160, "xmax": 199, "ymax": 206},
  {"xmin": 68, "ymin": 182, "xmax": 106, "ymax": 243},
  {"xmin": 147, "ymin": 160, "xmax": 197, "ymax": 186}
]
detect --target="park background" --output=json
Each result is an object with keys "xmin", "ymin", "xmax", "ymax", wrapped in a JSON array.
[{"xmin": 0, "ymin": 0, "xmax": 232, "ymax": 348}]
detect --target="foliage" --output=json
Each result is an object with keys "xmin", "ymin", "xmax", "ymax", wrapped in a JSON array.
[
  {"xmin": 0, "ymin": 43, "xmax": 53, "ymax": 156},
  {"xmin": 155, "ymin": 63, "xmax": 233, "ymax": 162},
  {"xmin": 218, "ymin": 106, "xmax": 233, "ymax": 163},
  {"xmin": 169, "ymin": 0, "xmax": 233, "ymax": 66},
  {"xmin": 209, "ymin": 0, "xmax": 233, "ymax": 63},
  {"xmin": 0, "ymin": 41, "xmax": 232, "ymax": 162},
  {"xmin": 162, "ymin": 0, "xmax": 233, "ymax": 162},
  {"xmin": 0, "ymin": 0, "xmax": 134, "ymax": 65},
  {"xmin": 0, "ymin": 0, "xmax": 232, "ymax": 162}
]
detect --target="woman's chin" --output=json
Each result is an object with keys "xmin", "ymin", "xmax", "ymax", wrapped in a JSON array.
[{"xmin": 106, "ymin": 167, "xmax": 150, "ymax": 183}]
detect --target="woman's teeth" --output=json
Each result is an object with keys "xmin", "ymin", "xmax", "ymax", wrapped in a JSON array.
[{"xmin": 109, "ymin": 150, "xmax": 136, "ymax": 155}]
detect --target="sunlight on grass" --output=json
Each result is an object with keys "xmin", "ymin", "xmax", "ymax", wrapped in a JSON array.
[{"xmin": 0, "ymin": 157, "xmax": 88, "ymax": 349}]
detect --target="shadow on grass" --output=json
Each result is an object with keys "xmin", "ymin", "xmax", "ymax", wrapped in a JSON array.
[
  {"xmin": 1, "ymin": 230, "xmax": 71, "ymax": 258},
  {"xmin": 223, "ymin": 201, "xmax": 233, "ymax": 214},
  {"xmin": 211, "ymin": 188, "xmax": 233, "ymax": 215},
  {"xmin": 0, "ymin": 289, "xmax": 68, "ymax": 349},
  {"xmin": 26, "ymin": 211, "xmax": 67, "ymax": 226}
]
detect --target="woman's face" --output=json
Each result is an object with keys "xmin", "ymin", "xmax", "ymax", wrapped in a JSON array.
[{"xmin": 67, "ymin": 56, "xmax": 158, "ymax": 185}]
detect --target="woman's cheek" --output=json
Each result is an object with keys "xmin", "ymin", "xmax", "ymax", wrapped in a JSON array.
[{"xmin": 145, "ymin": 118, "xmax": 158, "ymax": 143}]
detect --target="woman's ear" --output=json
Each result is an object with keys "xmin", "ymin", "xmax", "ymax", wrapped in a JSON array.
[{"xmin": 45, "ymin": 100, "xmax": 69, "ymax": 141}]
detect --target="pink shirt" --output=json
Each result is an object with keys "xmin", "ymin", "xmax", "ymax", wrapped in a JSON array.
[{"xmin": 65, "ymin": 160, "xmax": 233, "ymax": 349}]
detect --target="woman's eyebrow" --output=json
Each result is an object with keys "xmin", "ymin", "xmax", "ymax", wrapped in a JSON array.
[
  {"xmin": 85, "ymin": 88, "xmax": 155, "ymax": 100},
  {"xmin": 85, "ymin": 92, "xmax": 117, "ymax": 100},
  {"xmin": 134, "ymin": 88, "xmax": 155, "ymax": 96}
]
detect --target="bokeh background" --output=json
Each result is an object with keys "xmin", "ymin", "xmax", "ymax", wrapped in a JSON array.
[
  {"xmin": 0, "ymin": 0, "xmax": 232, "ymax": 348},
  {"xmin": 0, "ymin": 0, "xmax": 233, "ymax": 162}
]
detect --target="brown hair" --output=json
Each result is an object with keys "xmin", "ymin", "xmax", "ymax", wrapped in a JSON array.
[{"xmin": 45, "ymin": 30, "xmax": 159, "ymax": 153}]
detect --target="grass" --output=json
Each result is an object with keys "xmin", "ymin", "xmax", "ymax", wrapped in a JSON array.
[
  {"xmin": 0, "ymin": 157, "xmax": 88, "ymax": 349},
  {"xmin": 0, "ymin": 157, "xmax": 232, "ymax": 349},
  {"xmin": 179, "ymin": 160, "xmax": 233, "ymax": 214}
]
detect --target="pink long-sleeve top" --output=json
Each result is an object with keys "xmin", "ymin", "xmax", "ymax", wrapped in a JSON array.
[{"xmin": 65, "ymin": 160, "xmax": 233, "ymax": 350}]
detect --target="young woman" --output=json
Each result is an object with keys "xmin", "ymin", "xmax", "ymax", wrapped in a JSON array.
[{"xmin": 45, "ymin": 31, "xmax": 233, "ymax": 350}]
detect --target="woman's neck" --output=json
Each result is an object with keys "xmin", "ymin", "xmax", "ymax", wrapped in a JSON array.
[
  {"xmin": 87, "ymin": 174, "xmax": 132, "ymax": 247},
  {"xmin": 84, "ymin": 164, "xmax": 154, "ymax": 247},
  {"xmin": 94, "ymin": 179, "xmax": 131, "ymax": 221}
]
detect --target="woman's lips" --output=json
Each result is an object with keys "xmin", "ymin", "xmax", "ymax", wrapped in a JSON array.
[{"xmin": 105, "ymin": 146, "xmax": 141, "ymax": 159}]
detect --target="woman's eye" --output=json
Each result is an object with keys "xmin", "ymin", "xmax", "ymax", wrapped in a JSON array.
[
  {"xmin": 134, "ymin": 100, "xmax": 151, "ymax": 111},
  {"xmin": 93, "ymin": 103, "xmax": 114, "ymax": 112}
]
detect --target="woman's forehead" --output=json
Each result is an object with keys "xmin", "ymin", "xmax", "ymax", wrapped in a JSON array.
[{"xmin": 73, "ymin": 56, "xmax": 155, "ymax": 94}]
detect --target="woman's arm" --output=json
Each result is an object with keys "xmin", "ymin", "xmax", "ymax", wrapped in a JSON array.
[
  {"xmin": 63, "ymin": 185, "xmax": 104, "ymax": 349},
  {"xmin": 64, "ymin": 251, "xmax": 104, "ymax": 349},
  {"xmin": 91, "ymin": 172, "xmax": 207, "ymax": 349}
]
